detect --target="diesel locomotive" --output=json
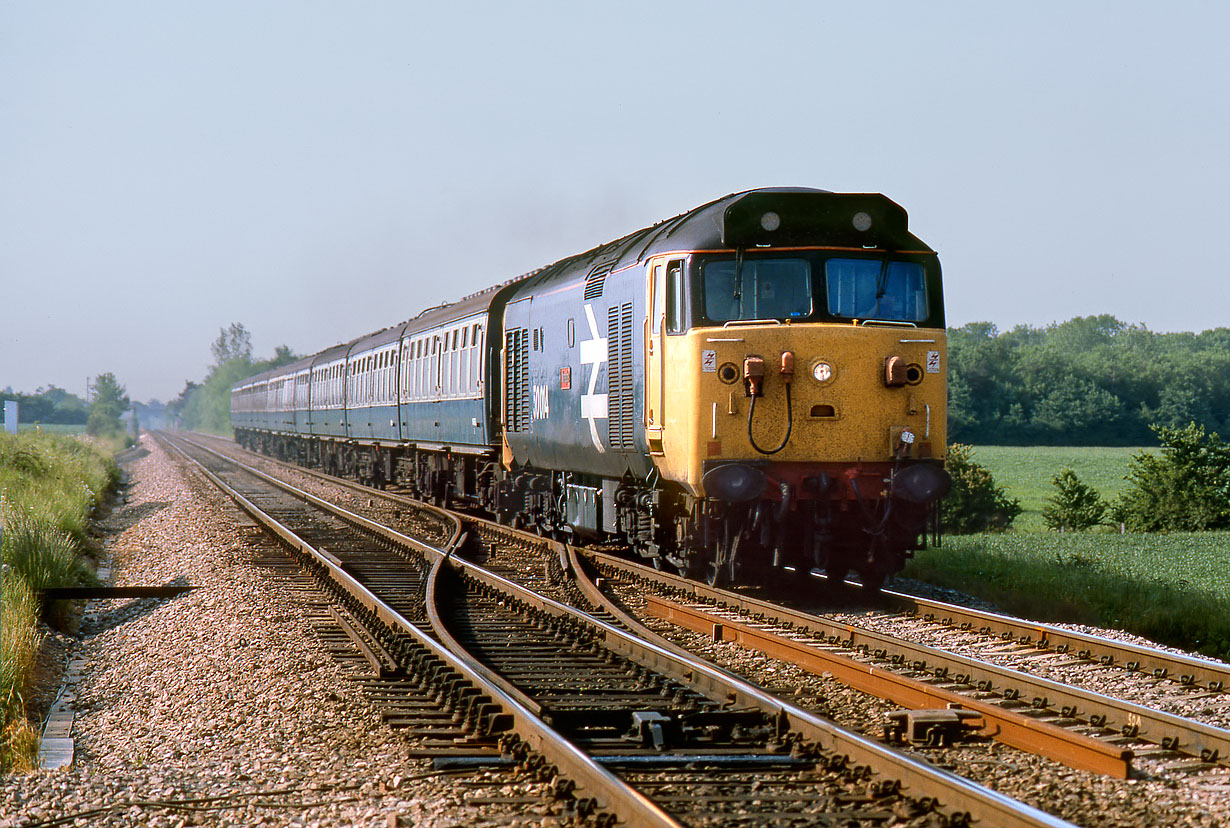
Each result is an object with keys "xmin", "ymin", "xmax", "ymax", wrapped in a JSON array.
[{"xmin": 232, "ymin": 187, "xmax": 950, "ymax": 590}]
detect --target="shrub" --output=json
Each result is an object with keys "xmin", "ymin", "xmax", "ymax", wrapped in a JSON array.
[
  {"xmin": 941, "ymin": 443, "xmax": 1022, "ymax": 533},
  {"xmin": 1042, "ymin": 468, "xmax": 1107, "ymax": 531},
  {"xmin": 1112, "ymin": 423, "xmax": 1230, "ymax": 531}
]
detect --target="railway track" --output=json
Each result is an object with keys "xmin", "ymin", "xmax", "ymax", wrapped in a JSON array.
[
  {"xmin": 161, "ymin": 431, "xmax": 1074, "ymax": 828},
  {"xmin": 577, "ymin": 550, "xmax": 1230, "ymax": 775}
]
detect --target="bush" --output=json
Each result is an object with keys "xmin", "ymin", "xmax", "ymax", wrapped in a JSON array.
[
  {"xmin": 1042, "ymin": 468, "xmax": 1107, "ymax": 531},
  {"xmin": 941, "ymin": 443, "xmax": 1022, "ymax": 533},
  {"xmin": 1112, "ymin": 423, "xmax": 1230, "ymax": 531}
]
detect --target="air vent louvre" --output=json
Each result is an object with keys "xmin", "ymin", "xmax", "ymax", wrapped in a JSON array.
[
  {"xmin": 606, "ymin": 302, "xmax": 635, "ymax": 450},
  {"xmin": 504, "ymin": 328, "xmax": 530, "ymax": 432}
]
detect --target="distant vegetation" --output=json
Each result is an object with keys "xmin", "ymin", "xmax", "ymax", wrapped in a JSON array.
[
  {"xmin": 168, "ymin": 323, "xmax": 296, "ymax": 434},
  {"xmin": 0, "ymin": 386, "xmax": 89, "ymax": 425},
  {"xmin": 949, "ymin": 315, "xmax": 1230, "ymax": 446},
  {"xmin": 1, "ymin": 430, "xmax": 115, "ymax": 770}
]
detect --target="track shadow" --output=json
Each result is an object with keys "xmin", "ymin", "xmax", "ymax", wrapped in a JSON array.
[
  {"xmin": 104, "ymin": 500, "xmax": 171, "ymax": 533},
  {"xmin": 76, "ymin": 576, "xmax": 194, "ymax": 636}
]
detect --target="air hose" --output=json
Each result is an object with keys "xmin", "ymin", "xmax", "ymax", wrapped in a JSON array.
[{"xmin": 747, "ymin": 381, "xmax": 793, "ymax": 455}]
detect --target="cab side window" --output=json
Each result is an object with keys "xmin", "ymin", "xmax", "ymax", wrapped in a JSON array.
[{"xmin": 665, "ymin": 260, "xmax": 686, "ymax": 334}]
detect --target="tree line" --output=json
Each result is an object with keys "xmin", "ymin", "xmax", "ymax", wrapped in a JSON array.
[
  {"xmin": 948, "ymin": 314, "xmax": 1230, "ymax": 446},
  {"xmin": 0, "ymin": 386, "xmax": 89, "ymax": 424},
  {"xmin": 2, "ymin": 376, "xmax": 133, "ymax": 443}
]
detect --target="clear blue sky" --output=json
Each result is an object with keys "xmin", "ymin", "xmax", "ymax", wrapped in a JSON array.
[{"xmin": 3, "ymin": 2, "xmax": 1228, "ymax": 403}]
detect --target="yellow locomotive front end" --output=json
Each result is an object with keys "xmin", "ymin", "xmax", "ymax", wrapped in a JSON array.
[
  {"xmin": 641, "ymin": 193, "xmax": 949, "ymax": 589},
  {"xmin": 654, "ymin": 322, "xmax": 947, "ymax": 489}
]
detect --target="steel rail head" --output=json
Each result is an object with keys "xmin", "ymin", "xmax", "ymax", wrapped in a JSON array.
[
  {"xmin": 880, "ymin": 585, "xmax": 1230, "ymax": 693},
  {"xmin": 183, "ymin": 431, "xmax": 466, "ymax": 551},
  {"xmin": 161, "ymin": 432, "xmax": 683, "ymax": 828},
  {"xmin": 642, "ymin": 593, "xmax": 1133, "ymax": 778},
  {"xmin": 579, "ymin": 547, "xmax": 1230, "ymax": 766},
  {"xmin": 169, "ymin": 434, "xmax": 1072, "ymax": 828},
  {"xmin": 446, "ymin": 543, "xmax": 1078, "ymax": 828}
]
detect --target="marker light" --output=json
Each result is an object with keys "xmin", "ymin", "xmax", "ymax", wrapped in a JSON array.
[{"xmin": 812, "ymin": 361, "xmax": 833, "ymax": 383}]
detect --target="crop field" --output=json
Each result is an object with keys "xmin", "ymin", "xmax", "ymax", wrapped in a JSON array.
[
  {"xmin": 906, "ymin": 445, "xmax": 1230, "ymax": 660},
  {"xmin": 964, "ymin": 445, "xmax": 1147, "ymax": 532},
  {"xmin": 905, "ymin": 531, "xmax": 1230, "ymax": 659}
]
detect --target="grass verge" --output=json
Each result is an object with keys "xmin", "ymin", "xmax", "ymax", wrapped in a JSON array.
[
  {"xmin": 904, "ymin": 532, "xmax": 1230, "ymax": 662},
  {"xmin": 1, "ymin": 430, "xmax": 117, "ymax": 771}
]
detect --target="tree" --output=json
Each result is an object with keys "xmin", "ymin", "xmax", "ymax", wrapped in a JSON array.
[
  {"xmin": 169, "ymin": 324, "xmax": 296, "ymax": 434},
  {"xmin": 941, "ymin": 444, "xmax": 1022, "ymax": 533},
  {"xmin": 211, "ymin": 323, "xmax": 253, "ymax": 366},
  {"xmin": 1042, "ymin": 468, "xmax": 1107, "ymax": 531},
  {"xmin": 86, "ymin": 372, "xmax": 130, "ymax": 438},
  {"xmin": 1112, "ymin": 423, "xmax": 1230, "ymax": 531}
]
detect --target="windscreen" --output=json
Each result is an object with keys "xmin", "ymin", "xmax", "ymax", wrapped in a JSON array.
[
  {"xmin": 824, "ymin": 258, "xmax": 929, "ymax": 322},
  {"xmin": 700, "ymin": 258, "xmax": 813, "ymax": 322}
]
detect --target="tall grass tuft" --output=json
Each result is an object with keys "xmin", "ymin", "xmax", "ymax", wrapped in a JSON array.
[
  {"xmin": 1, "ymin": 572, "xmax": 44, "ymax": 771},
  {"xmin": 0, "ymin": 430, "xmax": 118, "ymax": 544},
  {"xmin": 1, "ymin": 512, "xmax": 98, "ymax": 594}
]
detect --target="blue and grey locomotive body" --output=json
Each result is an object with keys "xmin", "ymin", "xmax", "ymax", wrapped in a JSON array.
[{"xmin": 234, "ymin": 187, "xmax": 951, "ymax": 590}]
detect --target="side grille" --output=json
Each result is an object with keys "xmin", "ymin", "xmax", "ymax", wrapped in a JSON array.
[
  {"xmin": 584, "ymin": 250, "xmax": 621, "ymax": 299},
  {"xmin": 504, "ymin": 328, "xmax": 529, "ymax": 432},
  {"xmin": 606, "ymin": 302, "xmax": 635, "ymax": 450}
]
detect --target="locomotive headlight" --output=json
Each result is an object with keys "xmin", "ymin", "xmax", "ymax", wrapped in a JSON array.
[
  {"xmin": 811, "ymin": 361, "xmax": 834, "ymax": 384},
  {"xmin": 702, "ymin": 463, "xmax": 767, "ymax": 503},
  {"xmin": 760, "ymin": 211, "xmax": 781, "ymax": 231},
  {"xmin": 852, "ymin": 211, "xmax": 873, "ymax": 232},
  {"xmin": 892, "ymin": 464, "xmax": 951, "ymax": 504}
]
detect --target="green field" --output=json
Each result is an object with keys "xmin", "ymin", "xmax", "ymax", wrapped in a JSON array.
[
  {"xmin": 963, "ymin": 445, "xmax": 1149, "ymax": 532},
  {"xmin": 13, "ymin": 423, "xmax": 86, "ymax": 436},
  {"xmin": 903, "ymin": 445, "xmax": 1230, "ymax": 660}
]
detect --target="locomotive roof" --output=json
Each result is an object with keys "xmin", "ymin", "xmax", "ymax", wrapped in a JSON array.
[
  {"xmin": 233, "ymin": 188, "xmax": 931, "ymax": 392},
  {"xmin": 507, "ymin": 187, "xmax": 933, "ymax": 294}
]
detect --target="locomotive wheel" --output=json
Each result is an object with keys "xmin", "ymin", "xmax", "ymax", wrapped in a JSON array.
[
  {"xmin": 704, "ymin": 531, "xmax": 743, "ymax": 588},
  {"xmin": 858, "ymin": 568, "xmax": 887, "ymax": 595},
  {"xmin": 824, "ymin": 565, "xmax": 850, "ymax": 590}
]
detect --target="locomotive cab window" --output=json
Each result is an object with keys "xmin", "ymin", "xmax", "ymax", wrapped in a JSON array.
[
  {"xmin": 825, "ymin": 258, "xmax": 928, "ymax": 322},
  {"xmin": 701, "ymin": 257, "xmax": 812, "ymax": 323}
]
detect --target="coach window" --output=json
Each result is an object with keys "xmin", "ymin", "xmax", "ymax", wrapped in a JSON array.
[{"xmin": 666, "ymin": 259, "xmax": 687, "ymax": 334}]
